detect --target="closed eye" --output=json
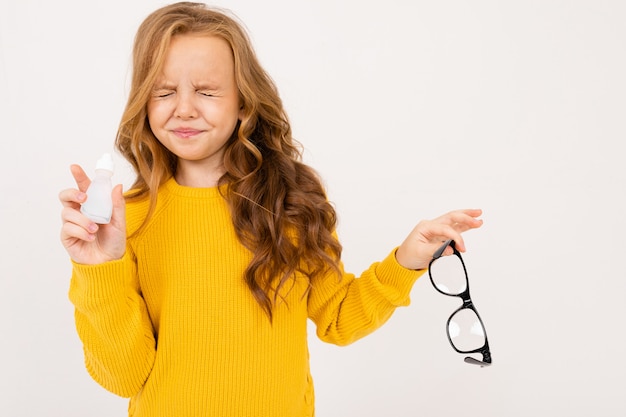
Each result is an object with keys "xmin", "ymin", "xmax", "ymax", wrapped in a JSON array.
[{"xmin": 153, "ymin": 89, "xmax": 174, "ymax": 98}]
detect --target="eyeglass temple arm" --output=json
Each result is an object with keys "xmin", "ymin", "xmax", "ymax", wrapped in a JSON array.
[
  {"xmin": 433, "ymin": 239, "xmax": 455, "ymax": 260},
  {"xmin": 464, "ymin": 351, "xmax": 492, "ymax": 367}
]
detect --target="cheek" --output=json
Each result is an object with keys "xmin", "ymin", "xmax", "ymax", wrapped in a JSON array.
[
  {"xmin": 146, "ymin": 103, "xmax": 157, "ymax": 127},
  {"xmin": 201, "ymin": 103, "xmax": 238, "ymax": 126},
  {"xmin": 146, "ymin": 105, "xmax": 168, "ymax": 143},
  {"xmin": 147, "ymin": 101, "xmax": 170, "ymax": 126}
]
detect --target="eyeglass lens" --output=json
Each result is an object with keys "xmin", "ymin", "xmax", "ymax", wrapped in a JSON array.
[
  {"xmin": 448, "ymin": 308, "xmax": 486, "ymax": 352},
  {"xmin": 429, "ymin": 252, "xmax": 467, "ymax": 296}
]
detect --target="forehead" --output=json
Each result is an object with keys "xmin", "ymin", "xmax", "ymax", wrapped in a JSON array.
[{"xmin": 158, "ymin": 34, "xmax": 235, "ymax": 81}]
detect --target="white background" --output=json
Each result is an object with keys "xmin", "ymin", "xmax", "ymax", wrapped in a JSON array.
[{"xmin": 1, "ymin": 0, "xmax": 625, "ymax": 416}]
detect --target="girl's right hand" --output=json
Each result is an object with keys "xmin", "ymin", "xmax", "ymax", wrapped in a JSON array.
[{"xmin": 59, "ymin": 164, "xmax": 127, "ymax": 265}]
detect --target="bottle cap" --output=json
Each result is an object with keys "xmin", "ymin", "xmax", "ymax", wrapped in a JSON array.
[{"xmin": 96, "ymin": 153, "xmax": 114, "ymax": 172}]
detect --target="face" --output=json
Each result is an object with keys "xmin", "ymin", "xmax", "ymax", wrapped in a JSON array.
[{"xmin": 147, "ymin": 34, "xmax": 242, "ymax": 184}]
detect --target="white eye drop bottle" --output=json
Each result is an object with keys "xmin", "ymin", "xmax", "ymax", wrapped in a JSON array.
[{"xmin": 81, "ymin": 153, "xmax": 114, "ymax": 224}]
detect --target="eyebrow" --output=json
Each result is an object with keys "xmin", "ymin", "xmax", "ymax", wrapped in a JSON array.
[
  {"xmin": 152, "ymin": 82, "xmax": 176, "ymax": 90},
  {"xmin": 192, "ymin": 81, "xmax": 220, "ymax": 90},
  {"xmin": 151, "ymin": 81, "xmax": 221, "ymax": 91}
]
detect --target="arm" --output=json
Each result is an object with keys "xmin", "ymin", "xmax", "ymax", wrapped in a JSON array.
[
  {"xmin": 308, "ymin": 208, "xmax": 483, "ymax": 346},
  {"xmin": 61, "ymin": 164, "xmax": 154, "ymax": 396},
  {"xmin": 69, "ymin": 253, "xmax": 156, "ymax": 397},
  {"xmin": 308, "ymin": 249, "xmax": 424, "ymax": 346}
]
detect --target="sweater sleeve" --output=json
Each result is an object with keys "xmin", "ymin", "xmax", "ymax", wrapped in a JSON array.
[
  {"xmin": 308, "ymin": 248, "xmax": 425, "ymax": 346},
  {"xmin": 68, "ymin": 252, "xmax": 156, "ymax": 397}
]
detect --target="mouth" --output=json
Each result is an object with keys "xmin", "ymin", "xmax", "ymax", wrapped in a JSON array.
[{"xmin": 172, "ymin": 128, "xmax": 203, "ymax": 138}]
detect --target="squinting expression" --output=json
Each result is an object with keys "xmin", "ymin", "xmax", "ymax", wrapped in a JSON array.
[{"xmin": 147, "ymin": 35, "xmax": 242, "ymax": 180}]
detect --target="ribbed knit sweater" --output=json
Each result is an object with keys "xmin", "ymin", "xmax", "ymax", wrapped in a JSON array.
[{"xmin": 68, "ymin": 177, "xmax": 424, "ymax": 416}]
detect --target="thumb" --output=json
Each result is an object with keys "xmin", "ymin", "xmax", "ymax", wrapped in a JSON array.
[{"xmin": 110, "ymin": 184, "xmax": 127, "ymax": 225}]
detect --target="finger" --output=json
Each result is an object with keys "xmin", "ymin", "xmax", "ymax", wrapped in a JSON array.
[
  {"xmin": 70, "ymin": 164, "xmax": 92, "ymax": 192},
  {"xmin": 438, "ymin": 223, "xmax": 469, "ymax": 253},
  {"xmin": 439, "ymin": 211, "xmax": 484, "ymax": 236},
  {"xmin": 61, "ymin": 206, "xmax": 99, "ymax": 233},
  {"xmin": 447, "ymin": 210, "xmax": 484, "ymax": 251},
  {"xmin": 419, "ymin": 222, "xmax": 466, "ymax": 251},
  {"xmin": 438, "ymin": 226, "xmax": 474, "ymax": 253},
  {"xmin": 60, "ymin": 218, "xmax": 97, "ymax": 245},
  {"xmin": 58, "ymin": 188, "xmax": 88, "ymax": 209},
  {"xmin": 452, "ymin": 219, "xmax": 483, "ymax": 234},
  {"xmin": 438, "ymin": 209, "xmax": 483, "ymax": 225}
]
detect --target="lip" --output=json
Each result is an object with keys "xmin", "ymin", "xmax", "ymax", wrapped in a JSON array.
[{"xmin": 172, "ymin": 128, "xmax": 203, "ymax": 138}]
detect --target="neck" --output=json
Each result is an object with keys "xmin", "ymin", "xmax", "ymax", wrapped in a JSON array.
[{"xmin": 175, "ymin": 161, "xmax": 224, "ymax": 188}]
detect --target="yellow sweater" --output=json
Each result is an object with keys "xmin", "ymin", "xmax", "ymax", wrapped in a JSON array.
[{"xmin": 69, "ymin": 177, "xmax": 424, "ymax": 417}]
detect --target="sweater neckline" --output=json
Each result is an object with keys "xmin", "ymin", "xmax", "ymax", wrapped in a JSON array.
[{"xmin": 163, "ymin": 177, "xmax": 224, "ymax": 199}]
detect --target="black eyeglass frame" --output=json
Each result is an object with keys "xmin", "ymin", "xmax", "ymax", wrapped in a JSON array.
[{"xmin": 428, "ymin": 239, "xmax": 492, "ymax": 367}]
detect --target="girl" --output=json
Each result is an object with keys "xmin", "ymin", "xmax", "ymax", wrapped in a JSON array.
[{"xmin": 59, "ymin": 2, "xmax": 483, "ymax": 416}]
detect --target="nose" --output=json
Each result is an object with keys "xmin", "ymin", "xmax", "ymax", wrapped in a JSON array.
[{"xmin": 174, "ymin": 91, "xmax": 197, "ymax": 120}]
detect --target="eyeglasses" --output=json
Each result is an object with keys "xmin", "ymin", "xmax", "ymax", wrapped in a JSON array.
[{"xmin": 428, "ymin": 239, "xmax": 492, "ymax": 367}]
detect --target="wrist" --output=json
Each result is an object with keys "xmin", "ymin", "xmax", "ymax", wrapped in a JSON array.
[{"xmin": 395, "ymin": 246, "xmax": 427, "ymax": 271}]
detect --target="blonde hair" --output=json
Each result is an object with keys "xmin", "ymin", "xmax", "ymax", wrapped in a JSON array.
[{"xmin": 115, "ymin": 2, "xmax": 341, "ymax": 319}]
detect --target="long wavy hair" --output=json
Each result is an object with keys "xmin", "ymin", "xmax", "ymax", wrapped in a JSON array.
[{"xmin": 115, "ymin": 2, "xmax": 342, "ymax": 319}]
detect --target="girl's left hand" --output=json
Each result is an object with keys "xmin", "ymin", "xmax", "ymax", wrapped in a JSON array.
[{"xmin": 395, "ymin": 208, "xmax": 483, "ymax": 270}]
